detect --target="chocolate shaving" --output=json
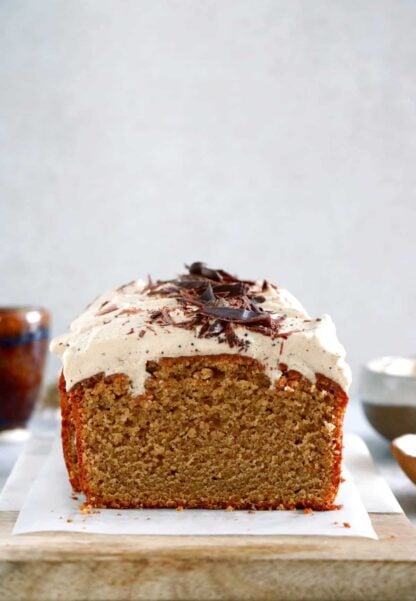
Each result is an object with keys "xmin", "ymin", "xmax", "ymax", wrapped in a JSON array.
[
  {"xmin": 147, "ymin": 274, "xmax": 154, "ymax": 288},
  {"xmin": 119, "ymin": 307, "xmax": 142, "ymax": 316},
  {"xmin": 176, "ymin": 279, "xmax": 208, "ymax": 290},
  {"xmin": 149, "ymin": 307, "xmax": 175, "ymax": 327},
  {"xmin": 276, "ymin": 329, "xmax": 301, "ymax": 340},
  {"xmin": 200, "ymin": 306, "xmax": 273, "ymax": 326},
  {"xmin": 186, "ymin": 262, "xmax": 255, "ymax": 286},
  {"xmin": 187, "ymin": 262, "xmax": 222, "ymax": 281},
  {"xmin": 198, "ymin": 321, "xmax": 211, "ymax": 338},
  {"xmin": 116, "ymin": 280, "xmax": 135, "ymax": 292},
  {"xmin": 223, "ymin": 322, "xmax": 240, "ymax": 348},
  {"xmin": 199, "ymin": 283, "xmax": 215, "ymax": 303},
  {"xmin": 160, "ymin": 307, "xmax": 174, "ymax": 325},
  {"xmin": 213, "ymin": 282, "xmax": 246, "ymax": 296},
  {"xmin": 175, "ymin": 318, "xmax": 200, "ymax": 331},
  {"xmin": 140, "ymin": 262, "xmax": 288, "ymax": 350},
  {"xmin": 96, "ymin": 304, "xmax": 118, "ymax": 316},
  {"xmin": 204, "ymin": 320, "xmax": 225, "ymax": 337}
]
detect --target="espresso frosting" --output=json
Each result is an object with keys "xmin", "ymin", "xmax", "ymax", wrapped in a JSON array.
[{"xmin": 51, "ymin": 263, "xmax": 351, "ymax": 394}]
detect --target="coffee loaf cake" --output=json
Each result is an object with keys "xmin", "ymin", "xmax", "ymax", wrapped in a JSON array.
[{"xmin": 51, "ymin": 262, "xmax": 351, "ymax": 510}]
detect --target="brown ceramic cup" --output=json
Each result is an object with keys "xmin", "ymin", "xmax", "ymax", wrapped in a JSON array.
[{"xmin": 0, "ymin": 307, "xmax": 50, "ymax": 430}]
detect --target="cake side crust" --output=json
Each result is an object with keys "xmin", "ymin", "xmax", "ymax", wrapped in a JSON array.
[{"xmin": 59, "ymin": 371, "xmax": 81, "ymax": 492}]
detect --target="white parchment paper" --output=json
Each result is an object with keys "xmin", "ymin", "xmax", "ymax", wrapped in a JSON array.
[{"xmin": 12, "ymin": 436, "xmax": 378, "ymax": 538}]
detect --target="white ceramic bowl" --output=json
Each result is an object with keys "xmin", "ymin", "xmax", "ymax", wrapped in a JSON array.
[{"xmin": 360, "ymin": 356, "xmax": 416, "ymax": 440}]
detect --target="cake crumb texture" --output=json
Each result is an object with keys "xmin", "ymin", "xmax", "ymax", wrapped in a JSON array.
[{"xmin": 63, "ymin": 354, "xmax": 347, "ymax": 510}]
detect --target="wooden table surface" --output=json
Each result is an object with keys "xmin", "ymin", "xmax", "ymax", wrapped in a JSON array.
[{"xmin": 1, "ymin": 510, "xmax": 416, "ymax": 601}]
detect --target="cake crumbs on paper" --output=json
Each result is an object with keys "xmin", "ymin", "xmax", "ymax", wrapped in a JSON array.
[
  {"xmin": 333, "ymin": 521, "xmax": 339, "ymax": 525},
  {"xmin": 247, "ymin": 510, "xmax": 256, "ymax": 515},
  {"xmin": 303, "ymin": 508, "xmax": 313, "ymax": 515},
  {"xmin": 225, "ymin": 506, "xmax": 234, "ymax": 512},
  {"xmin": 176, "ymin": 506, "xmax": 184, "ymax": 512},
  {"xmin": 66, "ymin": 518, "xmax": 73, "ymax": 523},
  {"xmin": 343, "ymin": 522, "xmax": 351, "ymax": 529},
  {"xmin": 80, "ymin": 502, "xmax": 93, "ymax": 515}
]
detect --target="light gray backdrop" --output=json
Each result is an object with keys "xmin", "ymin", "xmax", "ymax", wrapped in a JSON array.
[{"xmin": 1, "ymin": 1, "xmax": 415, "ymax": 391}]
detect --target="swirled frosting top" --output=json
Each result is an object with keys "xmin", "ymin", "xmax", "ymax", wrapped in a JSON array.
[{"xmin": 51, "ymin": 262, "xmax": 352, "ymax": 394}]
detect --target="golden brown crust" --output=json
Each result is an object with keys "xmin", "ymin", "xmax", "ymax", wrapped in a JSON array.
[
  {"xmin": 78, "ymin": 497, "xmax": 336, "ymax": 511},
  {"xmin": 59, "ymin": 372, "xmax": 81, "ymax": 492},
  {"xmin": 58, "ymin": 354, "xmax": 348, "ymax": 511},
  {"xmin": 272, "ymin": 369, "xmax": 348, "ymax": 510},
  {"xmin": 316, "ymin": 374, "xmax": 348, "ymax": 506}
]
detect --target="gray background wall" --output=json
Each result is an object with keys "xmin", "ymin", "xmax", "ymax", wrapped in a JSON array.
[{"xmin": 1, "ymin": 1, "xmax": 415, "ymax": 391}]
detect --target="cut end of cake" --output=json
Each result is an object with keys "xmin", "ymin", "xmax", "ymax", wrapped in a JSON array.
[{"xmin": 62, "ymin": 354, "xmax": 347, "ymax": 511}]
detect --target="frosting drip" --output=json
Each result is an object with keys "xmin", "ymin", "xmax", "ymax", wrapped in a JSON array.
[{"xmin": 51, "ymin": 264, "xmax": 352, "ymax": 394}]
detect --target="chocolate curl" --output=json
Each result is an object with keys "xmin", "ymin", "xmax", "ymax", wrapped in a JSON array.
[{"xmin": 200, "ymin": 306, "xmax": 273, "ymax": 326}]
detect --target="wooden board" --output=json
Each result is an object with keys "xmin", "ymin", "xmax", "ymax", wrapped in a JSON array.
[{"xmin": 1, "ymin": 510, "xmax": 416, "ymax": 601}]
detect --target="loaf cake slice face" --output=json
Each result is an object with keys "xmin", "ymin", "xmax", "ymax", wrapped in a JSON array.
[
  {"xmin": 52, "ymin": 263, "xmax": 351, "ymax": 510},
  {"xmin": 64, "ymin": 356, "xmax": 347, "ymax": 509}
]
